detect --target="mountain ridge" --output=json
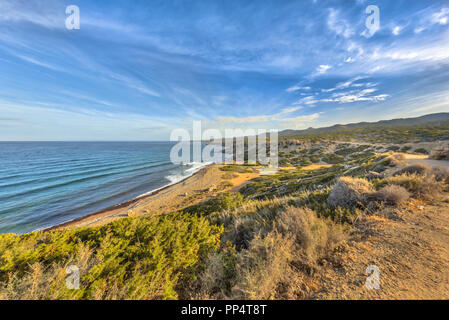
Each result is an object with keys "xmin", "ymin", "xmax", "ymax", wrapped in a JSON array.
[{"xmin": 280, "ymin": 112, "xmax": 449, "ymax": 137}]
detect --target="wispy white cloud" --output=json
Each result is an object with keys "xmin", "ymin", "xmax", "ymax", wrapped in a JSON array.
[
  {"xmin": 316, "ymin": 64, "xmax": 332, "ymax": 75},
  {"xmin": 286, "ymin": 85, "xmax": 311, "ymax": 92},
  {"xmin": 327, "ymin": 9, "xmax": 354, "ymax": 38},
  {"xmin": 321, "ymin": 88, "xmax": 389, "ymax": 103}
]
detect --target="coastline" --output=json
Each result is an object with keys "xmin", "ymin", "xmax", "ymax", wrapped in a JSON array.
[{"xmin": 45, "ymin": 164, "xmax": 259, "ymax": 231}]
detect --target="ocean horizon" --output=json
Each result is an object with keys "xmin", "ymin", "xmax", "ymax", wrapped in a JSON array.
[{"xmin": 0, "ymin": 141, "xmax": 216, "ymax": 234}]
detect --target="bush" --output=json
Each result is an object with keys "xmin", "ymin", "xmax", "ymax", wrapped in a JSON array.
[
  {"xmin": 309, "ymin": 155, "xmax": 320, "ymax": 163},
  {"xmin": 227, "ymin": 207, "xmax": 346, "ymax": 299},
  {"xmin": 327, "ymin": 177, "xmax": 374, "ymax": 208},
  {"xmin": 386, "ymin": 145, "xmax": 400, "ymax": 152},
  {"xmin": 430, "ymin": 148, "xmax": 449, "ymax": 160},
  {"xmin": 379, "ymin": 155, "xmax": 403, "ymax": 167},
  {"xmin": 414, "ymin": 148, "xmax": 428, "ymax": 154},
  {"xmin": 393, "ymin": 163, "xmax": 430, "ymax": 176},
  {"xmin": 366, "ymin": 185, "xmax": 409, "ymax": 206},
  {"xmin": 220, "ymin": 165, "xmax": 254, "ymax": 173},
  {"xmin": 275, "ymin": 207, "xmax": 346, "ymax": 263},
  {"xmin": 322, "ymin": 154, "xmax": 345, "ymax": 164},
  {"xmin": 222, "ymin": 172, "xmax": 239, "ymax": 179},
  {"xmin": 365, "ymin": 171, "xmax": 384, "ymax": 180},
  {"xmin": 387, "ymin": 174, "xmax": 443, "ymax": 201},
  {"xmin": 372, "ymin": 164, "xmax": 386, "ymax": 173},
  {"xmin": 0, "ymin": 213, "xmax": 222, "ymax": 300},
  {"xmin": 431, "ymin": 167, "xmax": 449, "ymax": 184},
  {"xmin": 184, "ymin": 193, "xmax": 246, "ymax": 216}
]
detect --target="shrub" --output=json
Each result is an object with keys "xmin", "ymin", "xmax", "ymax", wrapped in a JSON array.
[
  {"xmin": 386, "ymin": 145, "xmax": 400, "ymax": 152},
  {"xmin": 431, "ymin": 167, "xmax": 449, "ymax": 184},
  {"xmin": 400, "ymin": 146, "xmax": 412, "ymax": 152},
  {"xmin": 387, "ymin": 174, "xmax": 443, "ymax": 201},
  {"xmin": 379, "ymin": 155, "xmax": 402, "ymax": 167},
  {"xmin": 184, "ymin": 192, "xmax": 246, "ymax": 216},
  {"xmin": 414, "ymin": 148, "xmax": 428, "ymax": 154},
  {"xmin": 322, "ymin": 154, "xmax": 345, "ymax": 164},
  {"xmin": 393, "ymin": 163, "xmax": 430, "ymax": 176},
  {"xmin": 430, "ymin": 148, "xmax": 449, "ymax": 160},
  {"xmin": 220, "ymin": 165, "xmax": 254, "ymax": 173},
  {"xmin": 222, "ymin": 172, "xmax": 239, "ymax": 179},
  {"xmin": 327, "ymin": 177, "xmax": 374, "ymax": 208},
  {"xmin": 275, "ymin": 207, "xmax": 346, "ymax": 263},
  {"xmin": 227, "ymin": 207, "xmax": 346, "ymax": 299},
  {"xmin": 0, "ymin": 213, "xmax": 222, "ymax": 300},
  {"xmin": 366, "ymin": 185, "xmax": 409, "ymax": 206},
  {"xmin": 372, "ymin": 164, "xmax": 386, "ymax": 173},
  {"xmin": 230, "ymin": 232, "xmax": 295, "ymax": 299},
  {"xmin": 365, "ymin": 171, "xmax": 383, "ymax": 180}
]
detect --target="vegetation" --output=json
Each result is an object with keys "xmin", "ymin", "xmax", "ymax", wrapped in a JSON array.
[
  {"xmin": 1, "ymin": 120, "xmax": 448, "ymax": 300},
  {"xmin": 280, "ymin": 121, "xmax": 449, "ymax": 144},
  {"xmin": 0, "ymin": 213, "xmax": 222, "ymax": 299},
  {"xmin": 220, "ymin": 165, "xmax": 255, "ymax": 173}
]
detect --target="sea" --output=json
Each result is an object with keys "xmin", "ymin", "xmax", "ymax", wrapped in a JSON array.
[{"xmin": 0, "ymin": 141, "xmax": 220, "ymax": 234}]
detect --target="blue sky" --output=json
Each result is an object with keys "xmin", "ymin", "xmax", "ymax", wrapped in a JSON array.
[{"xmin": 0, "ymin": 0, "xmax": 448, "ymax": 140}]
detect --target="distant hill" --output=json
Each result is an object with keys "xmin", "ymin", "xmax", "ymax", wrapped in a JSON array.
[{"xmin": 280, "ymin": 113, "xmax": 449, "ymax": 137}]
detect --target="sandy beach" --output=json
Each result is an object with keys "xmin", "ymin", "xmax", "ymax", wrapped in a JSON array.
[{"xmin": 47, "ymin": 164, "xmax": 259, "ymax": 231}]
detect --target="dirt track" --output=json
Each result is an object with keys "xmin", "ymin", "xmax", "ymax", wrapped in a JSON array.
[{"xmin": 315, "ymin": 200, "xmax": 449, "ymax": 299}]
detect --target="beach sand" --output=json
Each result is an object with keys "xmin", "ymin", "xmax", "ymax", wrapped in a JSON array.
[{"xmin": 49, "ymin": 164, "xmax": 259, "ymax": 230}]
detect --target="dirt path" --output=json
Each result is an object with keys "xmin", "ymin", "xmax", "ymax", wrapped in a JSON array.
[
  {"xmin": 315, "ymin": 200, "xmax": 449, "ymax": 299},
  {"xmin": 407, "ymin": 158, "xmax": 449, "ymax": 168}
]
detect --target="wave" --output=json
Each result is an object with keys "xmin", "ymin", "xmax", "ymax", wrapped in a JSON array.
[
  {"xmin": 0, "ymin": 161, "xmax": 173, "ymax": 202},
  {"xmin": 136, "ymin": 161, "xmax": 212, "ymax": 198}
]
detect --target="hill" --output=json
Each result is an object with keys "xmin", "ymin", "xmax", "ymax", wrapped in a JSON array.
[{"xmin": 280, "ymin": 113, "xmax": 449, "ymax": 137}]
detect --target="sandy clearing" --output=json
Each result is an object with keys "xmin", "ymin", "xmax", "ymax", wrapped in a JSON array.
[{"xmin": 301, "ymin": 164, "xmax": 333, "ymax": 170}]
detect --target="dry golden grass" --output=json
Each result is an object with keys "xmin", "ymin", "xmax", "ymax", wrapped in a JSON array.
[
  {"xmin": 192, "ymin": 205, "xmax": 347, "ymax": 300},
  {"xmin": 327, "ymin": 177, "xmax": 374, "ymax": 208}
]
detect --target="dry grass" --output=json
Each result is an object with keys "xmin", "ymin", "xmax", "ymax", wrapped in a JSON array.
[
  {"xmin": 0, "ymin": 243, "xmax": 98, "ymax": 300},
  {"xmin": 393, "ymin": 163, "xmax": 430, "ymax": 176},
  {"xmin": 366, "ymin": 185, "xmax": 410, "ymax": 206},
  {"xmin": 327, "ymin": 177, "xmax": 374, "ymax": 208},
  {"xmin": 431, "ymin": 167, "xmax": 449, "ymax": 184},
  {"xmin": 387, "ymin": 173, "xmax": 443, "ymax": 201},
  {"xmin": 430, "ymin": 147, "xmax": 449, "ymax": 160},
  {"xmin": 191, "ymin": 205, "xmax": 347, "ymax": 300}
]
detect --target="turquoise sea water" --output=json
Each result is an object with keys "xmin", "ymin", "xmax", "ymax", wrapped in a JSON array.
[{"xmin": 0, "ymin": 142, "xmax": 211, "ymax": 234}]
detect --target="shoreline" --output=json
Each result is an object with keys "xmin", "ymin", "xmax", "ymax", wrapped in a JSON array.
[
  {"xmin": 45, "ymin": 163, "xmax": 259, "ymax": 231},
  {"xmin": 43, "ymin": 163, "xmax": 214, "ymax": 232}
]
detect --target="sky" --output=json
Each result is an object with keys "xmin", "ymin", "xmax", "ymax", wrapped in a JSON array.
[{"xmin": 0, "ymin": 0, "xmax": 448, "ymax": 141}]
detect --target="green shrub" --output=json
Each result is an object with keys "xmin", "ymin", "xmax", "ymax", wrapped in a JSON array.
[
  {"xmin": 322, "ymin": 154, "xmax": 345, "ymax": 164},
  {"xmin": 386, "ymin": 145, "xmax": 400, "ymax": 152},
  {"xmin": 400, "ymin": 145, "xmax": 412, "ymax": 152},
  {"xmin": 220, "ymin": 165, "xmax": 254, "ymax": 173},
  {"xmin": 184, "ymin": 193, "xmax": 246, "ymax": 216},
  {"xmin": 393, "ymin": 163, "xmax": 430, "ymax": 176},
  {"xmin": 0, "ymin": 213, "xmax": 222, "ymax": 300},
  {"xmin": 414, "ymin": 148, "xmax": 428, "ymax": 154}
]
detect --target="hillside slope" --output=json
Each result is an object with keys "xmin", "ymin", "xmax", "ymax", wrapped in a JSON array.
[{"xmin": 281, "ymin": 112, "xmax": 449, "ymax": 137}]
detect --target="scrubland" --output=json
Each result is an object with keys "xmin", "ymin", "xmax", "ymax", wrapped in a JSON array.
[{"xmin": 1, "ymin": 124, "xmax": 449, "ymax": 300}]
